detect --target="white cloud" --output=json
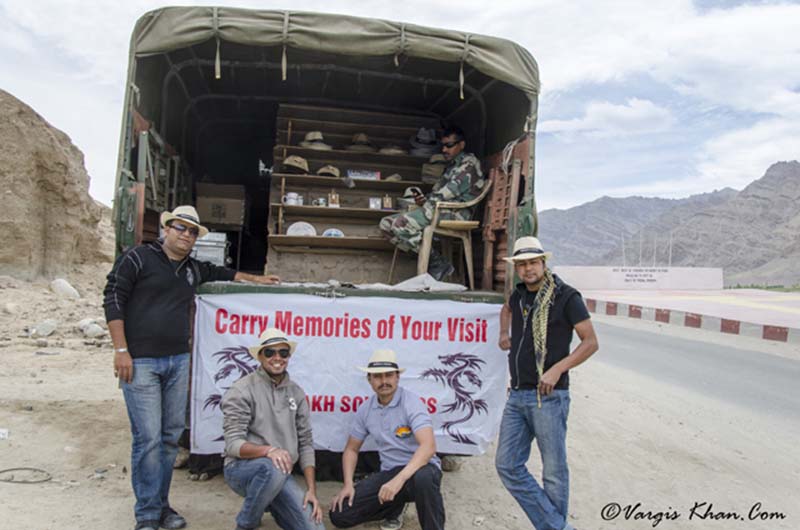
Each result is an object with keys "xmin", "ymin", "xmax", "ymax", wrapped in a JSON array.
[
  {"xmin": 694, "ymin": 117, "xmax": 800, "ymax": 187},
  {"xmin": 539, "ymin": 98, "xmax": 676, "ymax": 138}
]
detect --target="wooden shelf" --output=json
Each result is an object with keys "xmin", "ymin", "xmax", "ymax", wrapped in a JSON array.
[
  {"xmin": 269, "ymin": 235, "xmax": 394, "ymax": 251},
  {"xmin": 274, "ymin": 144, "xmax": 430, "ymax": 166},
  {"xmin": 272, "ymin": 173, "xmax": 431, "ymax": 192},
  {"xmin": 272, "ymin": 204, "xmax": 398, "ymax": 220}
]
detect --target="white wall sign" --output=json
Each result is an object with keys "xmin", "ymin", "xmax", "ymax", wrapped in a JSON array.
[{"xmin": 554, "ymin": 266, "xmax": 723, "ymax": 290}]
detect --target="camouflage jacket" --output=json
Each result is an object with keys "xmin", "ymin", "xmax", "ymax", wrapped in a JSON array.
[{"xmin": 424, "ymin": 152, "xmax": 485, "ymax": 221}]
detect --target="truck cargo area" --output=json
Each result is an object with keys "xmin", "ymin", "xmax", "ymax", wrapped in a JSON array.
[{"xmin": 116, "ymin": 9, "xmax": 540, "ymax": 292}]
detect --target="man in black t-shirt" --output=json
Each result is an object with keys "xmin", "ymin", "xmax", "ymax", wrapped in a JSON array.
[{"xmin": 496, "ymin": 236, "xmax": 598, "ymax": 530}]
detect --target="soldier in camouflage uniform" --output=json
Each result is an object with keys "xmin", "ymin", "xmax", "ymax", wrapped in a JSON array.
[{"xmin": 380, "ymin": 125, "xmax": 484, "ymax": 280}]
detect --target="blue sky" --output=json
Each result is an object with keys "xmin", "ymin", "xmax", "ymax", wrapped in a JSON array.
[{"xmin": 1, "ymin": 0, "xmax": 799, "ymax": 210}]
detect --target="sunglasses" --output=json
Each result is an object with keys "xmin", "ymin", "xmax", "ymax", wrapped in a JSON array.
[
  {"xmin": 441, "ymin": 140, "xmax": 461, "ymax": 149},
  {"xmin": 260, "ymin": 347, "xmax": 291, "ymax": 359},
  {"xmin": 170, "ymin": 222, "xmax": 200, "ymax": 237}
]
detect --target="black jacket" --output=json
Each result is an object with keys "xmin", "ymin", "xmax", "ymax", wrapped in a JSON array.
[{"xmin": 103, "ymin": 240, "xmax": 236, "ymax": 358}]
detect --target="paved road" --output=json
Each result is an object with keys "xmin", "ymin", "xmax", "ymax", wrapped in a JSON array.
[{"xmin": 588, "ymin": 321, "xmax": 800, "ymax": 422}]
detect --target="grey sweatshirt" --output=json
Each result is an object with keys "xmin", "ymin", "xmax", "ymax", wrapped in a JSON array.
[{"xmin": 221, "ymin": 367, "xmax": 315, "ymax": 469}]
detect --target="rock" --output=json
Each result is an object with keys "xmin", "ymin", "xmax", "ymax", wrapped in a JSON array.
[
  {"xmin": 35, "ymin": 351, "xmax": 60, "ymax": 356},
  {"xmin": 76, "ymin": 318, "xmax": 94, "ymax": 332},
  {"xmin": 50, "ymin": 278, "xmax": 80, "ymax": 299},
  {"xmin": 31, "ymin": 319, "xmax": 58, "ymax": 337},
  {"xmin": 473, "ymin": 516, "xmax": 485, "ymax": 526},
  {"xmin": 36, "ymin": 338, "xmax": 48, "ymax": 347},
  {"xmin": 82, "ymin": 323, "xmax": 106, "ymax": 338},
  {"xmin": 3, "ymin": 302, "xmax": 18, "ymax": 315},
  {"xmin": 441, "ymin": 455, "xmax": 463, "ymax": 472}
]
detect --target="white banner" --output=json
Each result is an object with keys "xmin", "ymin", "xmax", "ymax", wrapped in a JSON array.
[{"xmin": 191, "ymin": 293, "xmax": 507, "ymax": 456}]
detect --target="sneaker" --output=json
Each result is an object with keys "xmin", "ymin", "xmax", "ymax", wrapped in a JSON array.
[
  {"xmin": 134, "ymin": 522, "xmax": 159, "ymax": 530},
  {"xmin": 173, "ymin": 447, "xmax": 190, "ymax": 469},
  {"xmin": 160, "ymin": 507, "xmax": 187, "ymax": 529},
  {"xmin": 380, "ymin": 505, "xmax": 406, "ymax": 530}
]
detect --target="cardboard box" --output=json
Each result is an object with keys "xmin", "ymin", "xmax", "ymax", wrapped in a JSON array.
[{"xmin": 196, "ymin": 184, "xmax": 246, "ymax": 227}]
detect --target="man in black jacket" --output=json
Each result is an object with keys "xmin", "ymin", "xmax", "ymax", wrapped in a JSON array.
[
  {"xmin": 103, "ymin": 205, "xmax": 279, "ymax": 530},
  {"xmin": 496, "ymin": 237, "xmax": 598, "ymax": 530}
]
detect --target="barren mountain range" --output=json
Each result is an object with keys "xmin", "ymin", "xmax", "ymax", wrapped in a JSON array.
[{"xmin": 538, "ymin": 161, "xmax": 800, "ymax": 287}]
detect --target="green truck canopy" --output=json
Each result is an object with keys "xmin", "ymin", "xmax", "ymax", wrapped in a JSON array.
[{"xmin": 131, "ymin": 7, "xmax": 539, "ymax": 102}]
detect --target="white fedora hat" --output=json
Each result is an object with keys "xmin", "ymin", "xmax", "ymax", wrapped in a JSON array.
[
  {"xmin": 247, "ymin": 328, "xmax": 298, "ymax": 359},
  {"xmin": 358, "ymin": 349, "xmax": 406, "ymax": 374},
  {"xmin": 159, "ymin": 205, "xmax": 209, "ymax": 238},
  {"xmin": 502, "ymin": 236, "xmax": 552, "ymax": 263}
]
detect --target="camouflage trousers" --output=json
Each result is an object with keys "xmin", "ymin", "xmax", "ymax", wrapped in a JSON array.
[{"xmin": 380, "ymin": 205, "xmax": 461, "ymax": 254}]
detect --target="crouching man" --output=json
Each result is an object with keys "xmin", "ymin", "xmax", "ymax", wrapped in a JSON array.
[
  {"xmin": 221, "ymin": 328, "xmax": 324, "ymax": 530},
  {"xmin": 330, "ymin": 349, "xmax": 445, "ymax": 530}
]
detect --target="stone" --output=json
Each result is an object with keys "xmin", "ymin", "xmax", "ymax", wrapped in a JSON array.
[
  {"xmin": 76, "ymin": 318, "xmax": 94, "ymax": 332},
  {"xmin": 82, "ymin": 323, "xmax": 106, "ymax": 338},
  {"xmin": 35, "ymin": 338, "xmax": 48, "ymax": 347},
  {"xmin": 440, "ymin": 455, "xmax": 463, "ymax": 472},
  {"xmin": 50, "ymin": 278, "xmax": 80, "ymax": 299},
  {"xmin": 31, "ymin": 319, "xmax": 58, "ymax": 337},
  {"xmin": 3, "ymin": 302, "xmax": 18, "ymax": 315}
]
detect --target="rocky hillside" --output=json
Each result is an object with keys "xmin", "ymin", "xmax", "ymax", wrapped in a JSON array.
[
  {"xmin": 671, "ymin": 161, "xmax": 800, "ymax": 286},
  {"xmin": 0, "ymin": 89, "xmax": 112, "ymax": 280},
  {"xmin": 538, "ymin": 161, "xmax": 800, "ymax": 286},
  {"xmin": 538, "ymin": 189, "xmax": 736, "ymax": 266}
]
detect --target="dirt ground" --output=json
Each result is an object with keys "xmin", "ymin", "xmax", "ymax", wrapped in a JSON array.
[{"xmin": 1, "ymin": 267, "xmax": 798, "ymax": 530}]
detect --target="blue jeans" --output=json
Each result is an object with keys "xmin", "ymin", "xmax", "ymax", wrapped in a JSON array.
[
  {"xmin": 224, "ymin": 457, "xmax": 325, "ymax": 530},
  {"xmin": 495, "ymin": 389, "xmax": 574, "ymax": 530},
  {"xmin": 122, "ymin": 353, "xmax": 189, "ymax": 523}
]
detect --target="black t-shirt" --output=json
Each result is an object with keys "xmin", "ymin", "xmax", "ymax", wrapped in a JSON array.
[{"xmin": 507, "ymin": 276, "xmax": 590, "ymax": 390}]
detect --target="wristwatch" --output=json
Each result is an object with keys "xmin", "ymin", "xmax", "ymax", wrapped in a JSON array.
[{"xmin": 115, "ymin": 348, "xmax": 128, "ymax": 353}]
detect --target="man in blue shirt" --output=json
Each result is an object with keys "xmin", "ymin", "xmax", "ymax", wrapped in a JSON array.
[{"xmin": 329, "ymin": 349, "xmax": 444, "ymax": 530}]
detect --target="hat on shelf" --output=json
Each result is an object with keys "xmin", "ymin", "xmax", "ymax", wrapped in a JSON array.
[
  {"xmin": 378, "ymin": 145, "xmax": 408, "ymax": 155},
  {"xmin": 409, "ymin": 127, "xmax": 440, "ymax": 156},
  {"xmin": 299, "ymin": 131, "xmax": 333, "ymax": 150},
  {"xmin": 345, "ymin": 132, "xmax": 377, "ymax": 153},
  {"xmin": 316, "ymin": 165, "xmax": 341, "ymax": 178},
  {"xmin": 281, "ymin": 155, "xmax": 309, "ymax": 174}
]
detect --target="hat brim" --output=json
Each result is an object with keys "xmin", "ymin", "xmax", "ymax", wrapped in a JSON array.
[
  {"xmin": 282, "ymin": 164, "xmax": 308, "ymax": 174},
  {"xmin": 299, "ymin": 141, "xmax": 333, "ymax": 151},
  {"xmin": 503, "ymin": 251, "xmax": 552, "ymax": 263},
  {"xmin": 160, "ymin": 212, "xmax": 209, "ymax": 238},
  {"xmin": 345, "ymin": 144, "xmax": 377, "ymax": 152},
  {"xmin": 248, "ymin": 340, "xmax": 298, "ymax": 359},
  {"xmin": 358, "ymin": 366, "xmax": 406, "ymax": 374}
]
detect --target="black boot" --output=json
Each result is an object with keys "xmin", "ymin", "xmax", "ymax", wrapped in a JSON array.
[{"xmin": 428, "ymin": 248, "xmax": 455, "ymax": 281}]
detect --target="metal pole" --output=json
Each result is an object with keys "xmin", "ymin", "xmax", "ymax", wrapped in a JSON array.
[
  {"xmin": 621, "ymin": 232, "xmax": 626, "ymax": 267},
  {"xmin": 668, "ymin": 230, "xmax": 673, "ymax": 268},
  {"xmin": 652, "ymin": 234, "xmax": 657, "ymax": 267},
  {"xmin": 638, "ymin": 231, "xmax": 643, "ymax": 267}
]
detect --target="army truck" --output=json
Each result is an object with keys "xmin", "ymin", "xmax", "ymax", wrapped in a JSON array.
[{"xmin": 113, "ymin": 7, "xmax": 541, "ymax": 459}]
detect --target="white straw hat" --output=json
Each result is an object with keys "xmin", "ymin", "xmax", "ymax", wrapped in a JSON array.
[
  {"xmin": 247, "ymin": 328, "xmax": 298, "ymax": 359},
  {"xmin": 358, "ymin": 349, "xmax": 406, "ymax": 374},
  {"xmin": 502, "ymin": 236, "xmax": 552, "ymax": 263},
  {"xmin": 159, "ymin": 205, "xmax": 209, "ymax": 238}
]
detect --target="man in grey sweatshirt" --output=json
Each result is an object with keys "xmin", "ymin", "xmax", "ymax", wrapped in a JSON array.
[{"xmin": 221, "ymin": 328, "xmax": 324, "ymax": 530}]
